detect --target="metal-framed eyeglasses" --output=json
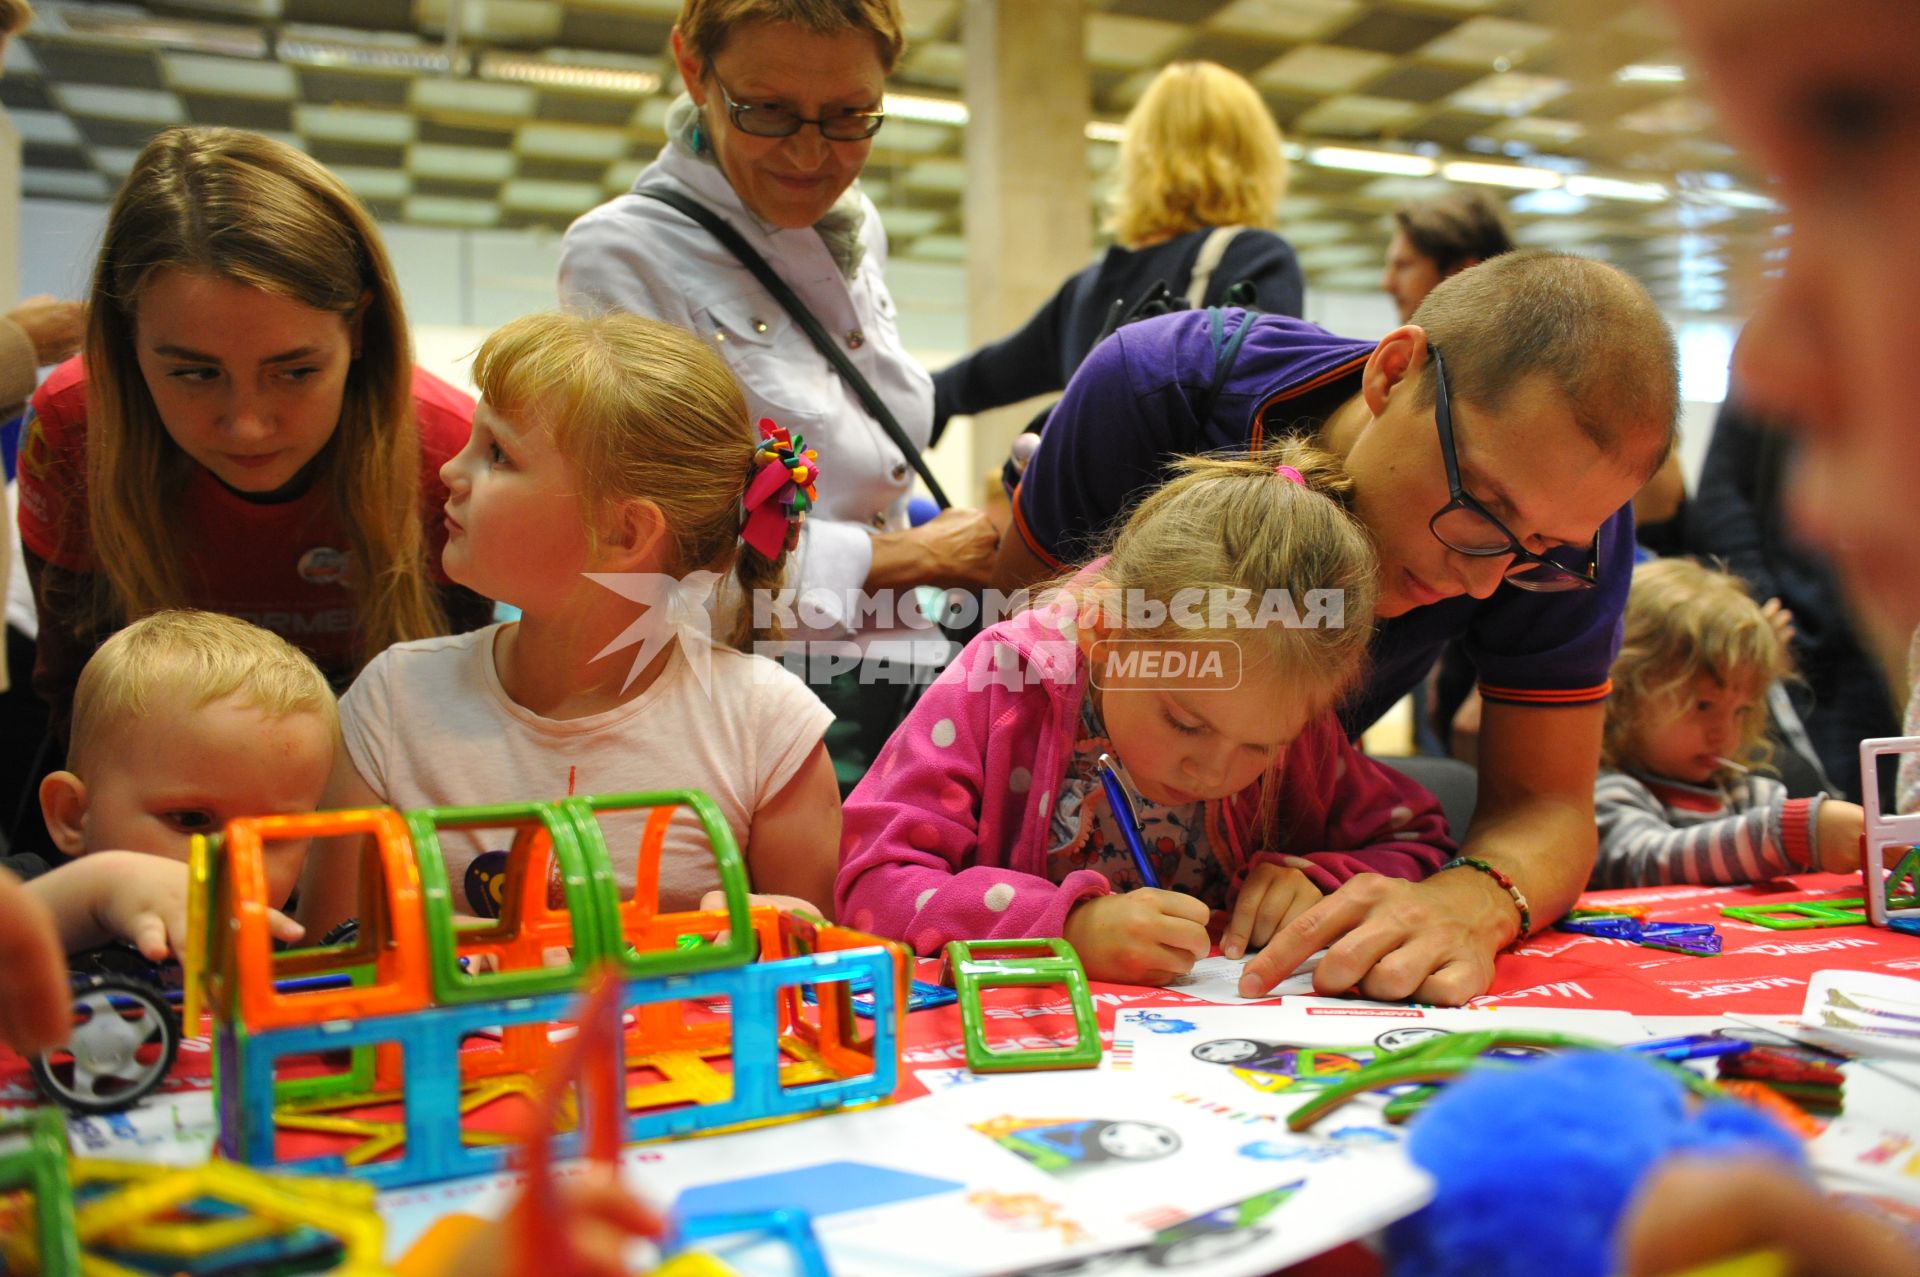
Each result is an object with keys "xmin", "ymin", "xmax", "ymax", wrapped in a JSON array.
[
  {"xmin": 709, "ymin": 71, "xmax": 885, "ymax": 141},
  {"xmin": 1427, "ymin": 345, "xmax": 1598, "ymax": 592}
]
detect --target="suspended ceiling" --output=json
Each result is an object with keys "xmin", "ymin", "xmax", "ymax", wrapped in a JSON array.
[{"xmin": 4, "ymin": 0, "xmax": 1778, "ymax": 314}]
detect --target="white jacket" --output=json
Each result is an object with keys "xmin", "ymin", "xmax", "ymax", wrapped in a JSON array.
[{"xmin": 559, "ymin": 143, "xmax": 936, "ymax": 649}]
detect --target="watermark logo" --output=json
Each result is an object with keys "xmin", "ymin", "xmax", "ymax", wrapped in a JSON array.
[
  {"xmin": 585, "ymin": 574, "xmax": 1346, "ymax": 694},
  {"xmin": 585, "ymin": 570, "xmax": 722, "ymax": 692},
  {"xmin": 1088, "ymin": 639, "xmax": 1241, "ymax": 691}
]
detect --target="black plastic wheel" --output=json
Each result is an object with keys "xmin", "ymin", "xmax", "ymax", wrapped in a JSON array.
[{"xmin": 32, "ymin": 974, "xmax": 182, "ymax": 1115}]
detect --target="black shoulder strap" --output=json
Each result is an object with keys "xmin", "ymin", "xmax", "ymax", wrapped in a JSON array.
[
  {"xmin": 1196, "ymin": 307, "xmax": 1255, "ymax": 428},
  {"xmin": 639, "ymin": 186, "xmax": 951, "ymax": 510}
]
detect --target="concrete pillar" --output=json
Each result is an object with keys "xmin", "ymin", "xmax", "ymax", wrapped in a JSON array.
[{"xmin": 960, "ymin": 0, "xmax": 1090, "ymax": 505}]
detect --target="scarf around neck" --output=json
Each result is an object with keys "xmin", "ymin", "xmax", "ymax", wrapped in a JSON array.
[{"xmin": 665, "ymin": 93, "xmax": 867, "ymax": 279}]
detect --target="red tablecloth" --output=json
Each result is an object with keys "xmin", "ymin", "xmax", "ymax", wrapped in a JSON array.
[{"xmin": 893, "ymin": 874, "xmax": 1920, "ymax": 1096}]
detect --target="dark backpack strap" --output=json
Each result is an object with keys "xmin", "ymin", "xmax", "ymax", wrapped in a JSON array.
[
  {"xmin": 1195, "ymin": 307, "xmax": 1256, "ymax": 429},
  {"xmin": 639, "ymin": 186, "xmax": 952, "ymax": 510}
]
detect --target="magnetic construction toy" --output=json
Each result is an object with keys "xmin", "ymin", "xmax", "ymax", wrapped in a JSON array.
[
  {"xmin": 940, "ymin": 939, "xmax": 1101, "ymax": 1073},
  {"xmin": 0, "ymin": 1106, "xmax": 388, "ymax": 1276},
  {"xmin": 1283, "ymin": 1030, "xmax": 1724, "ymax": 1132},
  {"xmin": 1557, "ymin": 908, "xmax": 1723, "ymax": 954},
  {"xmin": 181, "ymin": 789, "xmax": 912, "ymax": 1190}
]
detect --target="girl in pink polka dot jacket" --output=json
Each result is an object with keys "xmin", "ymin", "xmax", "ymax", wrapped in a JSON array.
[{"xmin": 836, "ymin": 443, "xmax": 1454, "ymax": 985}]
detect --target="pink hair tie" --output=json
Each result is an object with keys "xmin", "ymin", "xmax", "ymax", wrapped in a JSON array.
[{"xmin": 1273, "ymin": 464, "xmax": 1305, "ymax": 486}]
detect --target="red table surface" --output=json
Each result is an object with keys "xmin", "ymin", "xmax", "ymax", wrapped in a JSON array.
[{"xmin": 2, "ymin": 874, "xmax": 1910, "ymax": 1277}]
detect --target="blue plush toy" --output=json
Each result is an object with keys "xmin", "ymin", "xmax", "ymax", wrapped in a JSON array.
[{"xmin": 1385, "ymin": 1050, "xmax": 1807, "ymax": 1277}]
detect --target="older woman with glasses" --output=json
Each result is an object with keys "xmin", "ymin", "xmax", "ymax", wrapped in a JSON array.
[
  {"xmin": 994, "ymin": 248, "xmax": 1680, "ymax": 1007},
  {"xmin": 559, "ymin": 0, "xmax": 997, "ymax": 788}
]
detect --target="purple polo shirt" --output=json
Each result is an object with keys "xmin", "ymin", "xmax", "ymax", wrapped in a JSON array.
[{"xmin": 1012, "ymin": 309, "xmax": 1632, "ymax": 737}]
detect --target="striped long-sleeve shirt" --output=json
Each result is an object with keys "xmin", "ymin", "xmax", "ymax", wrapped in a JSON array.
[{"xmin": 1591, "ymin": 769, "xmax": 1824, "ymax": 889}]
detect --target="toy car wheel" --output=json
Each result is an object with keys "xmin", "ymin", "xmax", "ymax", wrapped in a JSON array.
[
  {"xmin": 32, "ymin": 975, "xmax": 181, "ymax": 1115},
  {"xmin": 1191, "ymin": 1038, "xmax": 1263, "ymax": 1064}
]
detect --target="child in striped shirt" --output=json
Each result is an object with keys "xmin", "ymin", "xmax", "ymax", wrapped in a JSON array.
[{"xmin": 1591, "ymin": 558, "xmax": 1866, "ymax": 888}]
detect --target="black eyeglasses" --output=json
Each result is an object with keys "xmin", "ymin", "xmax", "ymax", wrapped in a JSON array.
[
  {"xmin": 709, "ymin": 71, "xmax": 885, "ymax": 142},
  {"xmin": 1428, "ymin": 345, "xmax": 1598, "ymax": 592}
]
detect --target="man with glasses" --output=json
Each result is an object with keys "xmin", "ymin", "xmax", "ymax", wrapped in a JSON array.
[{"xmin": 994, "ymin": 249, "xmax": 1678, "ymax": 1005}]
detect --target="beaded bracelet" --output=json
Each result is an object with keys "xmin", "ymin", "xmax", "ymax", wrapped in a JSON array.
[{"xmin": 1441, "ymin": 856, "xmax": 1532, "ymax": 945}]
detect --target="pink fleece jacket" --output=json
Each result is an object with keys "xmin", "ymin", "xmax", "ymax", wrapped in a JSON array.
[{"xmin": 836, "ymin": 603, "xmax": 1455, "ymax": 955}]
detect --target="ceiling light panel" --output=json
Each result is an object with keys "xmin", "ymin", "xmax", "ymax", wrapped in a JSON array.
[
  {"xmin": 905, "ymin": 233, "xmax": 966, "ymax": 262},
  {"xmin": 332, "ymin": 166, "xmax": 412, "ymax": 201},
  {"xmin": 516, "ymin": 123, "xmax": 629, "ymax": 161},
  {"xmin": 898, "ymin": 0, "xmax": 959, "ymax": 40},
  {"xmin": 404, "ymin": 194, "xmax": 500, "ymax": 227},
  {"xmin": 414, "ymin": 0, "xmax": 563, "ymax": 42},
  {"xmin": 3, "ymin": 38, "xmax": 39, "ymax": 76},
  {"xmin": 1308, "ymin": 146, "xmax": 1437, "ymax": 176},
  {"xmin": 22, "ymin": 169, "xmax": 113, "ymax": 200},
  {"xmin": 902, "ymin": 159, "xmax": 967, "ymax": 195},
  {"xmin": 295, "ymin": 105, "xmax": 417, "ymax": 146},
  {"xmin": 1256, "ymin": 45, "xmax": 1394, "ymax": 96},
  {"xmin": 1293, "ymin": 96, "xmax": 1423, "ymax": 136},
  {"xmin": 412, "ymin": 77, "xmax": 538, "ymax": 119},
  {"xmin": 1440, "ymin": 160, "xmax": 1561, "ymax": 188},
  {"xmin": 409, "ymin": 143, "xmax": 517, "ymax": 182},
  {"xmin": 162, "ymin": 52, "xmax": 298, "ymax": 98},
  {"xmin": 53, "ymin": 85, "xmax": 186, "ymax": 124},
  {"xmin": 870, "ymin": 121, "xmax": 956, "ymax": 155},
  {"xmin": 902, "ymin": 40, "xmax": 964, "ymax": 88},
  {"xmin": 1085, "ymin": 14, "xmax": 1187, "ymax": 69},
  {"xmin": 1617, "ymin": 96, "xmax": 1716, "ymax": 135},
  {"xmin": 1420, "ymin": 17, "xmax": 1555, "ymax": 69},
  {"xmin": 564, "ymin": 0, "xmax": 682, "ymax": 12},
  {"xmin": 164, "ymin": 0, "xmax": 285, "ymax": 15},
  {"xmin": 603, "ymin": 158, "xmax": 646, "ymax": 190},
  {"xmin": 1449, "ymin": 72, "xmax": 1568, "ymax": 116},
  {"xmin": 1211, "ymin": 0, "xmax": 1362, "ymax": 43},
  {"xmin": 878, "ymin": 207, "xmax": 947, "ymax": 238},
  {"xmin": 501, "ymin": 178, "xmax": 602, "ymax": 213},
  {"xmin": 1485, "ymin": 116, "xmax": 1585, "ymax": 147},
  {"xmin": 90, "ymin": 147, "xmax": 144, "ymax": 179},
  {"xmin": 7, "ymin": 109, "xmax": 82, "ymax": 146}
]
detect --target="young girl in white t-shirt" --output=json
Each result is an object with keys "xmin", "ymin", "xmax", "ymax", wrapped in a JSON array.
[{"xmin": 300, "ymin": 311, "xmax": 837, "ymax": 933}]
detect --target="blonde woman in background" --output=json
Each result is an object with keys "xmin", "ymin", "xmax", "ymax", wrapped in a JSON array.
[{"xmin": 931, "ymin": 60, "xmax": 1303, "ymax": 438}]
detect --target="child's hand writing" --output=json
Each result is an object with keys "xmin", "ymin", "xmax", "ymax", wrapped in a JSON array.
[
  {"xmin": 1814, "ymin": 800, "xmax": 1866, "ymax": 873},
  {"xmin": 1222, "ymin": 863, "xmax": 1323, "ymax": 959},
  {"xmin": 0, "ymin": 869, "xmax": 70, "ymax": 1055},
  {"xmin": 1064, "ymin": 889, "xmax": 1210, "ymax": 985}
]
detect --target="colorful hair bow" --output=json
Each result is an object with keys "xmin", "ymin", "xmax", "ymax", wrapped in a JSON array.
[{"xmin": 740, "ymin": 418, "xmax": 820, "ymax": 559}]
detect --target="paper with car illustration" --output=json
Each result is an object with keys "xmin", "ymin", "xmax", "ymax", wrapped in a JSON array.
[
  {"xmin": 377, "ymin": 1100, "xmax": 1149, "ymax": 1276},
  {"xmin": 917, "ymin": 1066, "xmax": 1433, "ymax": 1276},
  {"xmin": 1111, "ymin": 1001, "xmax": 1651, "ymax": 1133}
]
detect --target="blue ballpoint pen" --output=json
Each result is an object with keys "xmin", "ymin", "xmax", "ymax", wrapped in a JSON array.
[
  {"xmin": 1626, "ymin": 1034, "xmax": 1754, "ymax": 1062},
  {"xmin": 1097, "ymin": 751, "xmax": 1161, "ymax": 890}
]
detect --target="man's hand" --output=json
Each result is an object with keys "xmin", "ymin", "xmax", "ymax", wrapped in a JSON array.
[
  {"xmin": 1063, "ymin": 889, "xmax": 1211, "ymax": 986},
  {"xmin": 1221, "ymin": 863, "xmax": 1322, "ymax": 959},
  {"xmin": 870, "ymin": 508, "xmax": 1001, "ymax": 592},
  {"xmin": 1236, "ymin": 870, "xmax": 1517, "ymax": 1004},
  {"xmin": 8, "ymin": 295, "xmax": 83, "ymax": 366}
]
